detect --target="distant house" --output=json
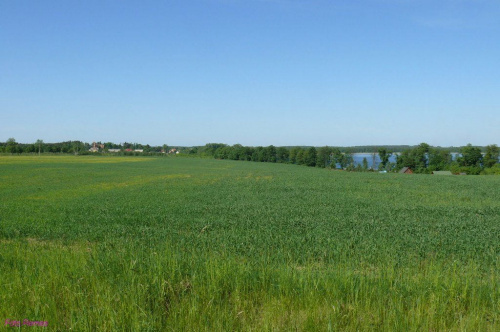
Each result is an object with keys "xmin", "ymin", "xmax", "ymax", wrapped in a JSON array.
[
  {"xmin": 399, "ymin": 167, "xmax": 413, "ymax": 174},
  {"xmin": 432, "ymin": 171, "xmax": 453, "ymax": 175},
  {"xmin": 134, "ymin": 149, "xmax": 143, "ymax": 153},
  {"xmin": 108, "ymin": 149, "xmax": 121, "ymax": 153},
  {"xmin": 89, "ymin": 142, "xmax": 104, "ymax": 152}
]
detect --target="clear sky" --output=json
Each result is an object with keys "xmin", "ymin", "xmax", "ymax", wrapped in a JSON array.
[{"xmin": 1, "ymin": 0, "xmax": 499, "ymax": 147}]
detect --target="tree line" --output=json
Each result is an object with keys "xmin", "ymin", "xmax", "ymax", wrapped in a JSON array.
[
  {"xmin": 196, "ymin": 143, "xmax": 500, "ymax": 175},
  {"xmin": 1, "ymin": 138, "xmax": 499, "ymax": 175},
  {"xmin": 0, "ymin": 138, "xmax": 173, "ymax": 155},
  {"xmin": 395, "ymin": 143, "xmax": 499, "ymax": 175}
]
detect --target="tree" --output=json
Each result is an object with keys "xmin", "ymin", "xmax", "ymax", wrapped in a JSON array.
[
  {"xmin": 289, "ymin": 148, "xmax": 300, "ymax": 164},
  {"xmin": 214, "ymin": 146, "xmax": 232, "ymax": 159},
  {"xmin": 202, "ymin": 143, "xmax": 226, "ymax": 156},
  {"xmin": 296, "ymin": 149, "xmax": 305, "ymax": 165},
  {"xmin": 330, "ymin": 148, "xmax": 343, "ymax": 169},
  {"xmin": 265, "ymin": 145, "xmax": 277, "ymax": 162},
  {"xmin": 24, "ymin": 143, "xmax": 36, "ymax": 153},
  {"xmin": 395, "ymin": 143, "xmax": 430, "ymax": 173},
  {"xmin": 276, "ymin": 147, "xmax": 289, "ymax": 163},
  {"xmin": 251, "ymin": 149, "xmax": 259, "ymax": 162},
  {"xmin": 70, "ymin": 141, "xmax": 85, "ymax": 155},
  {"xmin": 255, "ymin": 146, "xmax": 266, "ymax": 162},
  {"xmin": 362, "ymin": 157, "xmax": 369, "ymax": 171},
  {"xmin": 316, "ymin": 146, "xmax": 332, "ymax": 168},
  {"xmin": 396, "ymin": 149, "xmax": 414, "ymax": 170},
  {"xmin": 458, "ymin": 144, "xmax": 482, "ymax": 167},
  {"xmin": 305, "ymin": 147, "xmax": 317, "ymax": 167},
  {"xmin": 483, "ymin": 144, "xmax": 499, "ymax": 168},
  {"xmin": 371, "ymin": 150, "xmax": 377, "ymax": 170},
  {"xmin": 228, "ymin": 144, "xmax": 243, "ymax": 160},
  {"xmin": 378, "ymin": 148, "xmax": 392, "ymax": 169},
  {"xmin": 6, "ymin": 138, "xmax": 17, "ymax": 153},
  {"xmin": 36, "ymin": 139, "xmax": 44, "ymax": 155},
  {"xmin": 414, "ymin": 143, "xmax": 430, "ymax": 171},
  {"xmin": 238, "ymin": 146, "xmax": 253, "ymax": 161},
  {"xmin": 428, "ymin": 148, "xmax": 452, "ymax": 171},
  {"xmin": 340, "ymin": 149, "xmax": 354, "ymax": 169}
]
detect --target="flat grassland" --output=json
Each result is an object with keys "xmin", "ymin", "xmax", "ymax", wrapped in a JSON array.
[{"xmin": 1, "ymin": 156, "xmax": 499, "ymax": 331}]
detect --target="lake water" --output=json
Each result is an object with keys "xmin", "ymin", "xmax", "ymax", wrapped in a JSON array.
[{"xmin": 351, "ymin": 153, "xmax": 398, "ymax": 170}]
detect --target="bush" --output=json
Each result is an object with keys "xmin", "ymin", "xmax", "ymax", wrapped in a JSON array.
[{"xmin": 482, "ymin": 164, "xmax": 500, "ymax": 175}]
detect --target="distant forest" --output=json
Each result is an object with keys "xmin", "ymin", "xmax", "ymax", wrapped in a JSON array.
[{"xmin": 1, "ymin": 138, "xmax": 499, "ymax": 175}]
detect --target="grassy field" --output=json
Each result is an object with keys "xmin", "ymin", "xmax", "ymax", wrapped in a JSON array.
[{"xmin": 0, "ymin": 155, "xmax": 499, "ymax": 331}]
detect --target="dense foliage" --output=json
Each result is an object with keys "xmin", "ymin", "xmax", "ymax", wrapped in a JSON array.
[
  {"xmin": 395, "ymin": 143, "xmax": 499, "ymax": 175},
  {"xmin": 0, "ymin": 138, "xmax": 173, "ymax": 155},
  {"xmin": 203, "ymin": 142, "xmax": 499, "ymax": 175}
]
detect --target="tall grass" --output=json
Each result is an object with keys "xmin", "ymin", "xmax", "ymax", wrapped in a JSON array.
[{"xmin": 0, "ymin": 156, "xmax": 499, "ymax": 330}]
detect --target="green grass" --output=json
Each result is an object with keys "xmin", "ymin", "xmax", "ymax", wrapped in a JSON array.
[{"xmin": 1, "ymin": 155, "xmax": 499, "ymax": 331}]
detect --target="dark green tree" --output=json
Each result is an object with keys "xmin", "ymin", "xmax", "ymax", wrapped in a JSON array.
[
  {"xmin": 251, "ymin": 148, "xmax": 259, "ymax": 162},
  {"xmin": 316, "ymin": 146, "xmax": 332, "ymax": 168},
  {"xmin": 483, "ymin": 144, "xmax": 499, "ymax": 168},
  {"xmin": 202, "ymin": 143, "xmax": 227, "ymax": 156},
  {"xmin": 289, "ymin": 148, "xmax": 300, "ymax": 164},
  {"xmin": 239, "ymin": 146, "xmax": 253, "ymax": 161},
  {"xmin": 329, "ymin": 148, "xmax": 342, "ymax": 169},
  {"xmin": 296, "ymin": 149, "xmax": 305, "ymax": 165},
  {"xmin": 24, "ymin": 144, "xmax": 36, "ymax": 153},
  {"xmin": 276, "ymin": 147, "xmax": 289, "ymax": 163},
  {"xmin": 396, "ymin": 143, "xmax": 430, "ymax": 173},
  {"xmin": 362, "ymin": 157, "xmax": 369, "ymax": 171},
  {"xmin": 378, "ymin": 147, "xmax": 392, "ymax": 169},
  {"xmin": 428, "ymin": 148, "xmax": 452, "ymax": 171},
  {"xmin": 458, "ymin": 144, "xmax": 483, "ymax": 167},
  {"xmin": 415, "ymin": 143, "xmax": 430, "ymax": 171},
  {"xmin": 305, "ymin": 147, "xmax": 317, "ymax": 167},
  {"xmin": 5, "ymin": 138, "xmax": 17, "ymax": 153},
  {"xmin": 266, "ymin": 145, "xmax": 277, "ymax": 162},
  {"xmin": 255, "ymin": 147, "xmax": 266, "ymax": 162},
  {"xmin": 228, "ymin": 144, "xmax": 243, "ymax": 160}
]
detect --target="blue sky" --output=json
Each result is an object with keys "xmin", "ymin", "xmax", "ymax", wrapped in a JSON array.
[{"xmin": 1, "ymin": 0, "xmax": 499, "ymax": 147}]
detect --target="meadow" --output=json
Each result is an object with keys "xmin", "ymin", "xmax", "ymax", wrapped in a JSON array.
[{"xmin": 0, "ymin": 155, "xmax": 499, "ymax": 331}]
